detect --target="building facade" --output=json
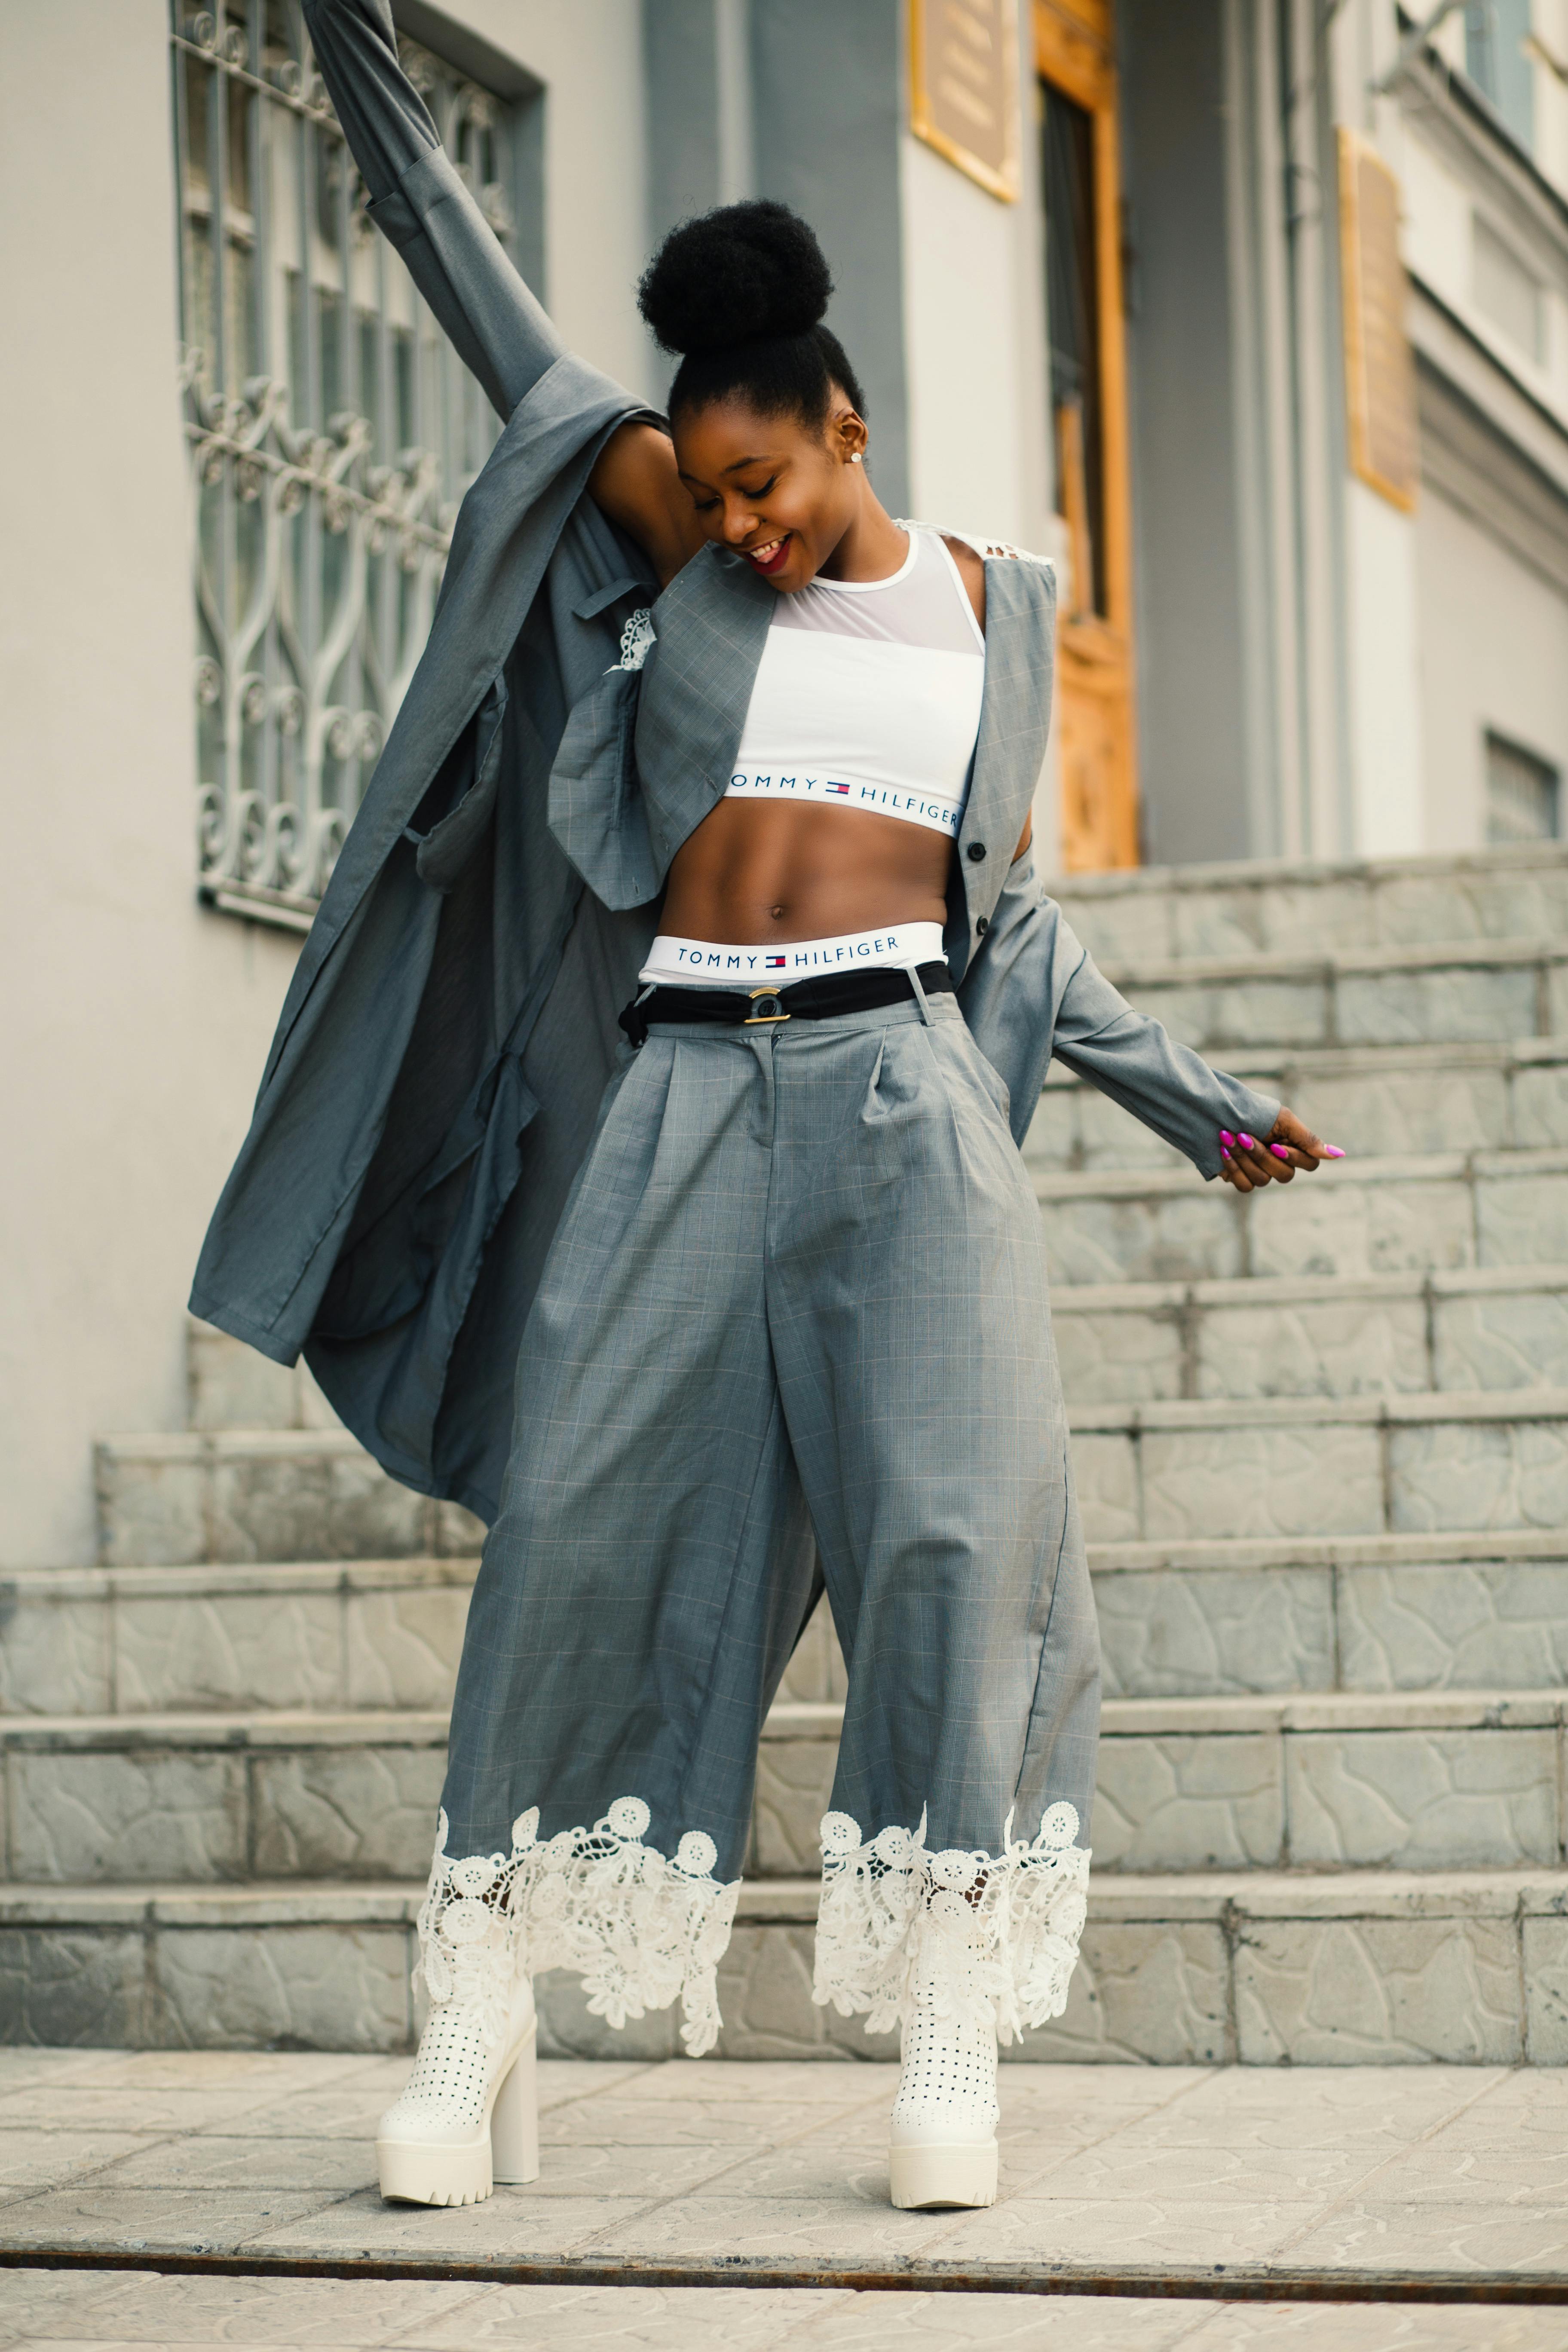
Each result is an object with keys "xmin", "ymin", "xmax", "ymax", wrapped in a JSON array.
[{"xmin": 3, "ymin": 0, "xmax": 1567, "ymax": 1568}]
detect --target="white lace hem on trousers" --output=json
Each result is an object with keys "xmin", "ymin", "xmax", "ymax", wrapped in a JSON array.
[
  {"xmin": 418, "ymin": 1800, "xmax": 739, "ymax": 2056},
  {"xmin": 416, "ymin": 1798, "xmax": 1089, "ymax": 2058},
  {"xmin": 811, "ymin": 1804, "xmax": 1092, "ymax": 2042}
]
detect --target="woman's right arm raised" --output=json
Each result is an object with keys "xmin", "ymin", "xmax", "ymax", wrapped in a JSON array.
[
  {"xmin": 302, "ymin": 0, "xmax": 563, "ymax": 418},
  {"xmin": 304, "ymin": 0, "xmax": 703, "ymax": 580}
]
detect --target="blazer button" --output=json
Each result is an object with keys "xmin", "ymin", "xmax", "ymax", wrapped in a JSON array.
[
  {"xmin": 967, "ymin": 841, "xmax": 987, "ymax": 862},
  {"xmin": 976, "ymin": 916, "xmax": 989, "ymax": 936}
]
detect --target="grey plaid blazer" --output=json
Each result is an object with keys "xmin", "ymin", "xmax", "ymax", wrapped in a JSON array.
[{"xmin": 190, "ymin": 0, "xmax": 1279, "ymax": 1522}]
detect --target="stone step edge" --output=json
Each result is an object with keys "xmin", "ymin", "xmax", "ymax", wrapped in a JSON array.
[
  {"xmin": 1098, "ymin": 934, "xmax": 1568, "ymax": 990},
  {"xmin": 89, "ymin": 1384, "xmax": 1568, "ymax": 1459},
  {"xmin": 1032, "ymin": 1144, "xmax": 1568, "ymax": 1200},
  {"xmin": 5, "ymin": 1866, "xmax": 1565, "ymax": 1929},
  {"xmin": 1040, "ymin": 1036, "xmax": 1568, "ymax": 1089},
  {"xmin": 10, "ymin": 1525, "xmax": 1567, "ymax": 1596},
  {"xmin": 1050, "ymin": 1263, "xmax": 1568, "ymax": 1312},
  {"xmin": 11, "ymin": 1684, "xmax": 1568, "ymax": 1749},
  {"xmin": 1069, "ymin": 1385, "xmax": 1568, "ymax": 1432},
  {"xmin": 1043, "ymin": 839, "xmax": 1568, "ymax": 899}
]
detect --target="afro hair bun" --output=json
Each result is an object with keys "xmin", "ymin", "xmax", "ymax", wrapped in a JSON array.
[{"xmin": 638, "ymin": 199, "xmax": 832, "ymax": 355}]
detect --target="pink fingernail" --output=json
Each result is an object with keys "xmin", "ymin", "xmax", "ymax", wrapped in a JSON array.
[
  {"xmin": 1220, "ymin": 1130, "xmax": 1235, "ymax": 1146},
  {"xmin": 1323, "ymin": 1145, "xmax": 1346, "ymax": 1158},
  {"xmin": 1240, "ymin": 1133, "xmax": 1256, "ymax": 1150},
  {"xmin": 1271, "ymin": 1144, "xmax": 1291, "ymax": 1160}
]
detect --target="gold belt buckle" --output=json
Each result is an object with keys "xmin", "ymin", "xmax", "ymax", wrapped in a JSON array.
[{"xmin": 743, "ymin": 985, "xmax": 790, "ymax": 1025}]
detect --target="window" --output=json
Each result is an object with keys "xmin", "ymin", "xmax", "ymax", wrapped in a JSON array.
[
  {"xmin": 172, "ymin": 2, "xmax": 522, "ymax": 927},
  {"xmin": 1486, "ymin": 732, "xmax": 1561, "ymax": 842},
  {"xmin": 1473, "ymin": 214, "xmax": 1545, "ymax": 361},
  {"xmin": 1464, "ymin": 0, "xmax": 1536, "ymax": 153}
]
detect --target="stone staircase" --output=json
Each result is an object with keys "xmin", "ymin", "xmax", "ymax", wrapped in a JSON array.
[{"xmin": 5, "ymin": 843, "xmax": 1568, "ymax": 2066}]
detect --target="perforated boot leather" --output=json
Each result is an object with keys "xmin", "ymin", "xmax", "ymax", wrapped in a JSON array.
[
  {"xmin": 888, "ymin": 1958, "xmax": 1000, "ymax": 2209},
  {"xmin": 377, "ymin": 1952, "xmax": 539, "ymax": 2205}
]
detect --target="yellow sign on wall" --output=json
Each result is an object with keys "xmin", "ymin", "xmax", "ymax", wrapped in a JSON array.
[
  {"xmin": 1338, "ymin": 129, "xmax": 1419, "ymax": 513},
  {"xmin": 910, "ymin": 0, "xmax": 1020, "ymax": 202}
]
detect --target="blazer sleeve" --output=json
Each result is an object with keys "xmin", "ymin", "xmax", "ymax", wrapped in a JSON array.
[
  {"xmin": 302, "ymin": 0, "xmax": 564, "ymax": 419},
  {"xmin": 958, "ymin": 847, "xmax": 1281, "ymax": 1176}
]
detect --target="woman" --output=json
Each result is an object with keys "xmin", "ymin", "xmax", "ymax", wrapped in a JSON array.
[{"xmin": 195, "ymin": 0, "xmax": 1337, "ymax": 2217}]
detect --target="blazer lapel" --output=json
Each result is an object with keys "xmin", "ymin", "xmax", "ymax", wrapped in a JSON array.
[{"xmin": 635, "ymin": 545, "xmax": 775, "ymax": 878}]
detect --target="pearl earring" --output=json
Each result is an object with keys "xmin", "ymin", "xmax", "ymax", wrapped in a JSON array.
[{"xmin": 851, "ymin": 452, "xmax": 863, "ymax": 464}]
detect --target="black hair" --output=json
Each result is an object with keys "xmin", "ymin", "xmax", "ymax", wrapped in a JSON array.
[{"xmin": 637, "ymin": 199, "xmax": 867, "ymax": 430}]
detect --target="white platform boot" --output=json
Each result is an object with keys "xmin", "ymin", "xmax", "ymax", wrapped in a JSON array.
[
  {"xmin": 888, "ymin": 1961, "xmax": 1000, "ymax": 2210},
  {"xmin": 377, "ymin": 1838, "xmax": 540, "ymax": 2207}
]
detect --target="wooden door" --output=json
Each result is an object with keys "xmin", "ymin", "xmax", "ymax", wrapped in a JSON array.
[{"xmin": 1035, "ymin": 0, "xmax": 1139, "ymax": 870}]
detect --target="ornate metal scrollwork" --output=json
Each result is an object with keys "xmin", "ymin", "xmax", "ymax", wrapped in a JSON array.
[{"xmin": 172, "ymin": 0, "xmax": 514, "ymax": 929}]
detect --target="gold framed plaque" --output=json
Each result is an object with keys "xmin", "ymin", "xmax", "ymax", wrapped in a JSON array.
[
  {"xmin": 910, "ymin": 0, "xmax": 1021, "ymax": 202},
  {"xmin": 1338, "ymin": 128, "xmax": 1419, "ymax": 513}
]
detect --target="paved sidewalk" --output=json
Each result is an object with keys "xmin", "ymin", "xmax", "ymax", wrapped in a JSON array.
[{"xmin": 2, "ymin": 2050, "xmax": 1568, "ymax": 2347}]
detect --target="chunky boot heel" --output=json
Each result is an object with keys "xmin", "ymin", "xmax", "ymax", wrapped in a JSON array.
[
  {"xmin": 377, "ymin": 1820, "xmax": 541, "ymax": 2209},
  {"xmin": 490, "ymin": 2023, "xmax": 540, "ymax": 2184},
  {"xmin": 889, "ymin": 2140, "xmax": 998, "ymax": 2210}
]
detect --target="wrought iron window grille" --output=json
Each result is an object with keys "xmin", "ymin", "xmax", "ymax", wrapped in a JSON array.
[{"xmin": 171, "ymin": 1, "xmax": 522, "ymax": 930}]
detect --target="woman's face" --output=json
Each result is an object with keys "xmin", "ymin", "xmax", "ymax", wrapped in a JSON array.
[{"xmin": 672, "ymin": 394, "xmax": 865, "ymax": 592}]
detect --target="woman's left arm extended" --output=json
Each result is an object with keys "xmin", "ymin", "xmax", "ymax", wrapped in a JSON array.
[{"xmin": 958, "ymin": 844, "xmax": 1336, "ymax": 1183}]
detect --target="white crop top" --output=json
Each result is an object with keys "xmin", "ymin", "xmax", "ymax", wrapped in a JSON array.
[{"xmin": 723, "ymin": 524, "xmax": 985, "ymax": 839}]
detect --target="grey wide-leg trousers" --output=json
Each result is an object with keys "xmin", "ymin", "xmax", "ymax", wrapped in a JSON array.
[{"xmin": 433, "ymin": 992, "xmax": 1100, "ymax": 2049}]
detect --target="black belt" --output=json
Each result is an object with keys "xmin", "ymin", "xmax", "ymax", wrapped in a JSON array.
[{"xmin": 618, "ymin": 961, "xmax": 955, "ymax": 1049}]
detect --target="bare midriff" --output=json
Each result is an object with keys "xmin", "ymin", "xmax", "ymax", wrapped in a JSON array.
[{"xmin": 659, "ymin": 800, "xmax": 952, "ymax": 943}]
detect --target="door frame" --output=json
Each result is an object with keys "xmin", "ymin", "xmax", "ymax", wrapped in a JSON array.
[{"xmin": 1034, "ymin": 0, "xmax": 1139, "ymax": 865}]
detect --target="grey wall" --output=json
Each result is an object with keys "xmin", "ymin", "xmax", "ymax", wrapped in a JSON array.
[
  {"xmin": 750, "ymin": 0, "xmax": 910, "ymax": 516},
  {"xmin": 640, "ymin": 1, "xmax": 910, "ymax": 511},
  {"xmin": 643, "ymin": 0, "xmax": 725, "ymax": 238},
  {"xmin": 1118, "ymin": 0, "xmax": 1253, "ymax": 864}
]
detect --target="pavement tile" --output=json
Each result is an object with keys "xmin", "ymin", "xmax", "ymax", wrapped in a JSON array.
[
  {"xmin": 0, "ymin": 2050, "xmax": 112, "ymax": 2092},
  {"xmin": 63, "ymin": 2051, "xmax": 370, "ymax": 2094},
  {"xmin": 0, "ymin": 2184, "xmax": 340, "ymax": 2253},
  {"xmin": 0, "ymin": 2263, "xmax": 477, "ymax": 2346},
  {"xmin": 936, "ymin": 2194, "xmax": 1326, "ymax": 2266},
  {"xmin": 1035, "ymin": 2139, "xmax": 1396, "ymax": 2203},
  {"xmin": 784, "ymin": 2291, "xmax": 1222, "ymax": 2348},
  {"xmin": 1280, "ymin": 2199, "xmax": 1568, "ymax": 2271},
  {"xmin": 92, "ymin": 2132, "xmax": 379, "ymax": 2191},
  {"xmin": 248, "ymin": 2184, "xmax": 647, "ymax": 2259},
  {"xmin": 1179, "ymin": 2306, "xmax": 1568, "ymax": 2350},
  {"xmin": 0, "ymin": 2131, "xmax": 159, "ymax": 2190},
  {"xmin": 0, "ymin": 2087, "xmax": 310, "ymax": 2135},
  {"xmin": 1107, "ymin": 2068, "xmax": 1499, "ymax": 2153},
  {"xmin": 1354, "ymin": 2144, "xmax": 1568, "ymax": 2205},
  {"xmin": 534, "ymin": 2059, "xmax": 658, "ymax": 2110},
  {"xmin": 611, "ymin": 2060, "xmax": 896, "ymax": 2106},
  {"xmin": 490, "ymin": 2138, "xmax": 761, "ymax": 2198},
  {"xmin": 578, "ymin": 2189, "xmax": 959, "ymax": 2263},
  {"xmin": 389, "ymin": 2280, "xmax": 852, "ymax": 2348},
  {"xmin": 539, "ymin": 2096, "xmax": 849, "ymax": 2149}
]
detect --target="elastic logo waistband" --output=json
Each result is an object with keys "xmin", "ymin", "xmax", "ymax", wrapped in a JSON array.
[
  {"xmin": 640, "ymin": 920, "xmax": 946, "ymax": 989},
  {"xmin": 723, "ymin": 772, "xmax": 962, "ymax": 837}
]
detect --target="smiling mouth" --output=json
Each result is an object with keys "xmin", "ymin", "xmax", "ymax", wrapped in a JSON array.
[{"xmin": 743, "ymin": 534, "xmax": 791, "ymax": 575}]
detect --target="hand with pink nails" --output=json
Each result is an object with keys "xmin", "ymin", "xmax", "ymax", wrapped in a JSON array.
[{"xmin": 1218, "ymin": 1109, "xmax": 1344, "ymax": 1194}]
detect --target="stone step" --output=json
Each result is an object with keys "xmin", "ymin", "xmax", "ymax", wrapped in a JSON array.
[
  {"xmin": 1090, "ymin": 935, "xmax": 1568, "ymax": 1059},
  {"xmin": 89, "ymin": 1383, "xmax": 1568, "ymax": 1563},
  {"xmin": 1054, "ymin": 1264, "xmax": 1568, "ymax": 1403},
  {"xmin": 1071, "ymin": 1386, "xmax": 1568, "ymax": 1544},
  {"xmin": 5, "ymin": 1864, "xmax": 1567, "ymax": 2065},
  {"xmin": 1032, "ymin": 1146, "xmax": 1568, "ymax": 1286},
  {"xmin": 11, "ymin": 1529, "xmax": 1568, "ymax": 1718},
  {"xmin": 756, "ymin": 1689, "xmax": 1568, "ymax": 1880},
  {"xmin": 10, "ymin": 1685, "xmax": 1568, "ymax": 1886},
  {"xmin": 92, "ymin": 1430, "xmax": 487, "ymax": 1570},
  {"xmin": 1027, "ymin": 1038, "xmax": 1568, "ymax": 1173},
  {"xmin": 1044, "ymin": 841, "xmax": 1568, "ymax": 965}
]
